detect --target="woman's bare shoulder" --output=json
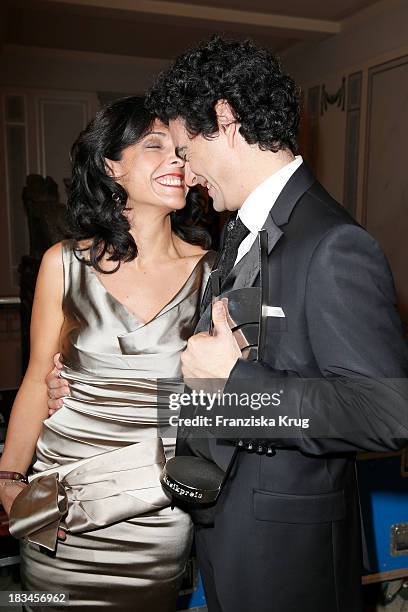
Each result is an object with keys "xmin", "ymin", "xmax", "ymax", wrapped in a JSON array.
[
  {"xmin": 41, "ymin": 242, "xmax": 64, "ymax": 270},
  {"xmin": 41, "ymin": 238, "xmax": 84, "ymax": 267},
  {"xmin": 34, "ymin": 243, "xmax": 64, "ymax": 306}
]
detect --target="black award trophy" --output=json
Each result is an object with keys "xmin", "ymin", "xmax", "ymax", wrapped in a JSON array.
[{"xmin": 160, "ymin": 230, "xmax": 269, "ymax": 505}]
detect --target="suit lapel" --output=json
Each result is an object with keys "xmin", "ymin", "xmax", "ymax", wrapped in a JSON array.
[
  {"xmin": 196, "ymin": 162, "xmax": 316, "ymax": 333},
  {"xmin": 226, "ymin": 214, "xmax": 283, "ymax": 291},
  {"xmin": 270, "ymin": 161, "xmax": 315, "ymax": 226},
  {"xmin": 224, "ymin": 162, "xmax": 315, "ymax": 291}
]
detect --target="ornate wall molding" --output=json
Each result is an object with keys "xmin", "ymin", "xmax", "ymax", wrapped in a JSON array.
[
  {"xmin": 305, "ymin": 85, "xmax": 320, "ymax": 174},
  {"xmin": 320, "ymin": 78, "xmax": 346, "ymax": 115},
  {"xmin": 363, "ymin": 54, "xmax": 408, "ymax": 326},
  {"xmin": 343, "ymin": 71, "xmax": 362, "ymax": 217}
]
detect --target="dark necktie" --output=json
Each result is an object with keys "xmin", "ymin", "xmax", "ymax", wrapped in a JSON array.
[
  {"xmin": 217, "ymin": 215, "xmax": 250, "ymax": 286},
  {"xmin": 201, "ymin": 214, "xmax": 250, "ymax": 313}
]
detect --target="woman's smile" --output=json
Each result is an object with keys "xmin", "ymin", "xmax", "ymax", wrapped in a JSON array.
[{"xmin": 154, "ymin": 173, "xmax": 185, "ymax": 189}]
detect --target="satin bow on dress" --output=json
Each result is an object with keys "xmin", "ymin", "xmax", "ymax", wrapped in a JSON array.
[{"xmin": 9, "ymin": 438, "xmax": 168, "ymax": 552}]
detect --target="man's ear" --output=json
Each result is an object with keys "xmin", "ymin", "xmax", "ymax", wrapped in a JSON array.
[
  {"xmin": 104, "ymin": 157, "xmax": 122, "ymax": 179},
  {"xmin": 214, "ymin": 100, "xmax": 239, "ymax": 148}
]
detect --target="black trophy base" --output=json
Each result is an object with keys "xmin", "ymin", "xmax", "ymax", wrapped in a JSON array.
[{"xmin": 160, "ymin": 456, "xmax": 225, "ymax": 504}]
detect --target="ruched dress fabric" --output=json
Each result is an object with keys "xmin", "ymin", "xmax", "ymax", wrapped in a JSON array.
[{"xmin": 19, "ymin": 239, "xmax": 216, "ymax": 611}]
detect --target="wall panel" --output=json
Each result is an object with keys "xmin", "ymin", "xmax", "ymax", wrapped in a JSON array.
[{"xmin": 363, "ymin": 55, "xmax": 408, "ymax": 326}]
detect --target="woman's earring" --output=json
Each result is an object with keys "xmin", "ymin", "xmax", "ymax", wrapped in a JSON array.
[{"xmin": 112, "ymin": 192, "xmax": 122, "ymax": 204}]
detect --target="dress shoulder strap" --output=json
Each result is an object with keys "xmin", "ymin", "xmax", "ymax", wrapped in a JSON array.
[{"xmin": 61, "ymin": 238, "xmax": 78, "ymax": 300}]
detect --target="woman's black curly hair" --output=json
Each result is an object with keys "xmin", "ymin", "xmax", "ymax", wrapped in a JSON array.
[
  {"xmin": 146, "ymin": 36, "xmax": 300, "ymax": 153},
  {"xmin": 67, "ymin": 96, "xmax": 211, "ymax": 273}
]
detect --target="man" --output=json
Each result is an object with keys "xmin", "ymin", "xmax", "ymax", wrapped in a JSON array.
[
  {"xmin": 48, "ymin": 37, "xmax": 408, "ymax": 612},
  {"xmin": 145, "ymin": 36, "xmax": 408, "ymax": 612}
]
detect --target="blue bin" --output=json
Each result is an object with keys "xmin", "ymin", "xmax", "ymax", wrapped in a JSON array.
[
  {"xmin": 176, "ymin": 549, "xmax": 207, "ymax": 610},
  {"xmin": 358, "ymin": 449, "xmax": 408, "ymax": 582}
]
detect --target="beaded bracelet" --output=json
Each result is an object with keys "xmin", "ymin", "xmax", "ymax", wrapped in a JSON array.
[
  {"xmin": 0, "ymin": 480, "xmax": 27, "ymax": 487},
  {"xmin": 0, "ymin": 471, "xmax": 29, "ymax": 484}
]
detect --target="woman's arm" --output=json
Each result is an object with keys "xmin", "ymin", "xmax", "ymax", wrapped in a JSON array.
[{"xmin": 0, "ymin": 242, "xmax": 64, "ymax": 512}]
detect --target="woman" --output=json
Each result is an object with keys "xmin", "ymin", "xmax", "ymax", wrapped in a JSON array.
[{"xmin": 0, "ymin": 97, "xmax": 216, "ymax": 610}]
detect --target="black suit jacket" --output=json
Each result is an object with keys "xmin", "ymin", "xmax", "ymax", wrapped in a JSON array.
[{"xmin": 177, "ymin": 163, "xmax": 408, "ymax": 612}]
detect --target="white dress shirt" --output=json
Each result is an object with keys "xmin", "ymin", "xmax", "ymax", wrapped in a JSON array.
[{"xmin": 234, "ymin": 156, "xmax": 303, "ymax": 266}]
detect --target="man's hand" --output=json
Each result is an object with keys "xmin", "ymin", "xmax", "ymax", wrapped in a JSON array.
[
  {"xmin": 46, "ymin": 353, "xmax": 70, "ymax": 416},
  {"xmin": 181, "ymin": 300, "xmax": 241, "ymax": 382}
]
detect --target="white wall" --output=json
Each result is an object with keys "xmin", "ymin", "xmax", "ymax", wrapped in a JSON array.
[
  {"xmin": 282, "ymin": 0, "xmax": 408, "ymax": 86},
  {"xmin": 281, "ymin": 0, "xmax": 408, "ymax": 326},
  {"xmin": 0, "ymin": 45, "xmax": 169, "ymax": 95},
  {"xmin": 281, "ymin": 0, "xmax": 408, "ymax": 219}
]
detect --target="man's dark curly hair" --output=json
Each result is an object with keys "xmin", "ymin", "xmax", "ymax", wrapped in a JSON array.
[{"xmin": 146, "ymin": 35, "xmax": 301, "ymax": 153}]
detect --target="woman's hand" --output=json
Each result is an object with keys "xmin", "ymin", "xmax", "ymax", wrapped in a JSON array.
[
  {"xmin": 0, "ymin": 482, "xmax": 66, "ymax": 541},
  {"xmin": 46, "ymin": 353, "xmax": 70, "ymax": 416},
  {"xmin": 0, "ymin": 482, "xmax": 27, "ymax": 516}
]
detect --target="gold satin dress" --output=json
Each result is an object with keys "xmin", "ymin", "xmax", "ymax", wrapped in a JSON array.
[{"xmin": 17, "ymin": 239, "xmax": 216, "ymax": 611}]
